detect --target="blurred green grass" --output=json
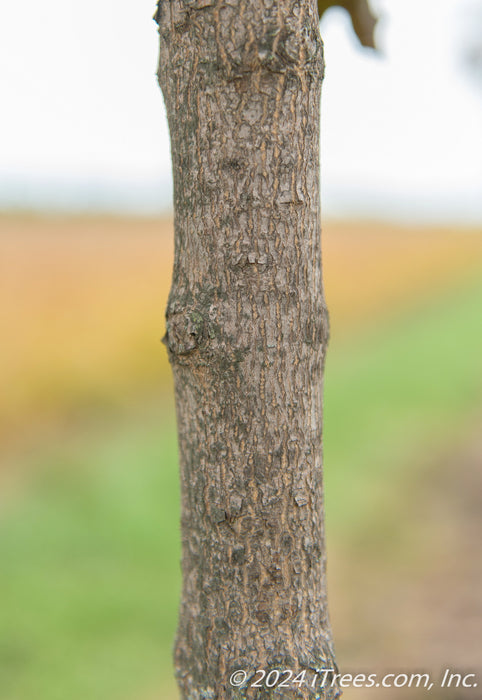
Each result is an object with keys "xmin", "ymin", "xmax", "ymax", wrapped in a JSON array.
[
  {"xmin": 0, "ymin": 407, "xmax": 181, "ymax": 700},
  {"xmin": 1, "ymin": 272, "xmax": 482, "ymax": 699},
  {"xmin": 324, "ymin": 271, "xmax": 482, "ymax": 539}
]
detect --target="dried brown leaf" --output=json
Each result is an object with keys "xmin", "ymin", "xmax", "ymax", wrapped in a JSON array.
[{"xmin": 318, "ymin": 0, "xmax": 379, "ymax": 49}]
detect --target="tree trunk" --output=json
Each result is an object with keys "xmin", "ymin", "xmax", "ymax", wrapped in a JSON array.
[{"xmin": 155, "ymin": 1, "xmax": 338, "ymax": 697}]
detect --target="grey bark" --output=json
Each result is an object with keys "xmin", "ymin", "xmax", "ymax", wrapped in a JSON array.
[{"xmin": 155, "ymin": 1, "xmax": 339, "ymax": 697}]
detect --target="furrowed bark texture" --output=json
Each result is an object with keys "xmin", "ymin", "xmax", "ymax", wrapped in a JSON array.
[{"xmin": 156, "ymin": 1, "xmax": 338, "ymax": 697}]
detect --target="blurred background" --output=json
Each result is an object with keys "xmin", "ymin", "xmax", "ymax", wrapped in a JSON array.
[{"xmin": 1, "ymin": 0, "xmax": 481, "ymax": 698}]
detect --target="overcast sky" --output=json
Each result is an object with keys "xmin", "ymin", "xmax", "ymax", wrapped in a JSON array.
[{"xmin": 0, "ymin": 0, "xmax": 481, "ymax": 222}]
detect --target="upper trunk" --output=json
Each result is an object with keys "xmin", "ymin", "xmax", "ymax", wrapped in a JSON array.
[{"xmin": 155, "ymin": 1, "xmax": 338, "ymax": 697}]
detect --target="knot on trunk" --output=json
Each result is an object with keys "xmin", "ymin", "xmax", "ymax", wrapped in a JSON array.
[{"xmin": 164, "ymin": 310, "xmax": 206, "ymax": 357}]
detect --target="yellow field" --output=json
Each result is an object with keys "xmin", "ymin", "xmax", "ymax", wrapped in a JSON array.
[
  {"xmin": 322, "ymin": 220, "xmax": 482, "ymax": 328},
  {"xmin": 1, "ymin": 213, "xmax": 481, "ymax": 438}
]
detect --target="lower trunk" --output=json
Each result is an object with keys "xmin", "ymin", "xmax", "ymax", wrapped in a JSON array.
[{"xmin": 155, "ymin": 1, "xmax": 338, "ymax": 697}]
